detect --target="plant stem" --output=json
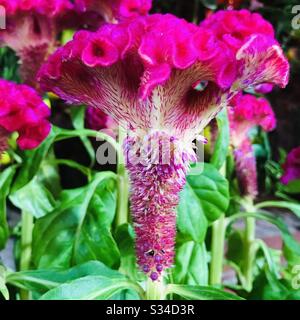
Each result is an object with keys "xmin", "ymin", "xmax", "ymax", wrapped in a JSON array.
[
  {"xmin": 145, "ymin": 278, "xmax": 165, "ymax": 300},
  {"xmin": 209, "ymin": 213, "xmax": 226, "ymax": 285},
  {"xmin": 242, "ymin": 198, "xmax": 256, "ymax": 292},
  {"xmin": 19, "ymin": 211, "xmax": 33, "ymax": 300},
  {"xmin": 115, "ymin": 126, "xmax": 129, "ymax": 227}
]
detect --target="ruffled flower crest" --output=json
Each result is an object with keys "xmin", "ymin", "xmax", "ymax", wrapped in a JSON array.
[{"xmin": 0, "ymin": 79, "xmax": 51, "ymax": 153}]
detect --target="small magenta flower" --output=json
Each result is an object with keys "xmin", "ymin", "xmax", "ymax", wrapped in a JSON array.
[
  {"xmin": 38, "ymin": 11, "xmax": 289, "ymax": 279},
  {"xmin": 0, "ymin": 0, "xmax": 74, "ymax": 88},
  {"xmin": 75, "ymin": 0, "xmax": 152, "ymax": 23},
  {"xmin": 229, "ymin": 94, "xmax": 276, "ymax": 198},
  {"xmin": 281, "ymin": 147, "xmax": 300, "ymax": 185},
  {"xmin": 0, "ymin": 79, "xmax": 51, "ymax": 153}
]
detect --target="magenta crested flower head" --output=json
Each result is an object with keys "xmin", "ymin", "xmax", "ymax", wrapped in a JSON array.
[
  {"xmin": 38, "ymin": 11, "xmax": 289, "ymax": 279},
  {"xmin": 229, "ymin": 94, "xmax": 276, "ymax": 198},
  {"xmin": 201, "ymin": 9, "xmax": 289, "ymax": 93},
  {"xmin": 75, "ymin": 0, "xmax": 152, "ymax": 23},
  {"xmin": 0, "ymin": 79, "xmax": 51, "ymax": 153},
  {"xmin": 281, "ymin": 147, "xmax": 300, "ymax": 185},
  {"xmin": 0, "ymin": 0, "xmax": 74, "ymax": 88}
]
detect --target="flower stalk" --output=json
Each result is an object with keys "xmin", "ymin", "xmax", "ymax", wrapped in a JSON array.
[
  {"xmin": 242, "ymin": 197, "xmax": 256, "ymax": 292},
  {"xmin": 19, "ymin": 211, "xmax": 34, "ymax": 300},
  {"xmin": 115, "ymin": 126, "xmax": 129, "ymax": 227},
  {"xmin": 210, "ymin": 214, "xmax": 227, "ymax": 285}
]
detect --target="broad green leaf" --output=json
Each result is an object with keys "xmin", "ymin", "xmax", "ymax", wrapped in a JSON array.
[
  {"xmin": 11, "ymin": 129, "xmax": 57, "ymax": 193},
  {"xmin": 167, "ymin": 284, "xmax": 243, "ymax": 300},
  {"xmin": 70, "ymin": 106, "xmax": 95, "ymax": 166},
  {"xmin": 9, "ymin": 176, "xmax": 56, "ymax": 218},
  {"xmin": 281, "ymin": 180, "xmax": 300, "ymax": 194},
  {"xmin": 0, "ymin": 165, "xmax": 17, "ymax": 249},
  {"xmin": 211, "ymin": 108, "xmax": 230, "ymax": 170},
  {"xmin": 178, "ymin": 163, "xmax": 229, "ymax": 243},
  {"xmin": 173, "ymin": 241, "xmax": 208, "ymax": 286},
  {"xmin": 39, "ymin": 276, "xmax": 136, "ymax": 300},
  {"xmin": 6, "ymin": 261, "xmax": 123, "ymax": 293},
  {"xmin": 114, "ymin": 224, "xmax": 143, "ymax": 282},
  {"xmin": 32, "ymin": 172, "xmax": 120, "ymax": 269}
]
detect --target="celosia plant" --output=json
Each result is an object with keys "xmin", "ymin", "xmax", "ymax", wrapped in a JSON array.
[
  {"xmin": 229, "ymin": 94, "xmax": 276, "ymax": 199},
  {"xmin": 38, "ymin": 11, "xmax": 289, "ymax": 281},
  {"xmin": 0, "ymin": 0, "xmax": 74, "ymax": 88},
  {"xmin": 0, "ymin": 79, "xmax": 51, "ymax": 153},
  {"xmin": 281, "ymin": 147, "xmax": 300, "ymax": 185}
]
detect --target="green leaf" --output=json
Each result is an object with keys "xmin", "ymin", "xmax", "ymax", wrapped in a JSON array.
[
  {"xmin": 32, "ymin": 172, "xmax": 120, "ymax": 269},
  {"xmin": 173, "ymin": 241, "xmax": 208, "ymax": 286},
  {"xmin": 0, "ymin": 165, "xmax": 17, "ymax": 249},
  {"xmin": 6, "ymin": 261, "xmax": 123, "ymax": 293},
  {"xmin": 200, "ymin": 0, "xmax": 217, "ymax": 10},
  {"xmin": 256, "ymin": 201, "xmax": 300, "ymax": 218},
  {"xmin": 178, "ymin": 163, "xmax": 229, "ymax": 243},
  {"xmin": 9, "ymin": 176, "xmax": 57, "ymax": 218},
  {"xmin": 167, "ymin": 284, "xmax": 244, "ymax": 300},
  {"xmin": 70, "ymin": 106, "xmax": 95, "ymax": 166},
  {"xmin": 114, "ymin": 224, "xmax": 143, "ymax": 281},
  {"xmin": 39, "ymin": 276, "xmax": 136, "ymax": 300},
  {"xmin": 11, "ymin": 129, "xmax": 57, "ymax": 193},
  {"xmin": 0, "ymin": 266, "xmax": 9, "ymax": 300},
  {"xmin": 281, "ymin": 180, "xmax": 300, "ymax": 194},
  {"xmin": 211, "ymin": 108, "xmax": 230, "ymax": 170},
  {"xmin": 227, "ymin": 230, "xmax": 244, "ymax": 266},
  {"xmin": 228, "ymin": 211, "xmax": 300, "ymax": 265}
]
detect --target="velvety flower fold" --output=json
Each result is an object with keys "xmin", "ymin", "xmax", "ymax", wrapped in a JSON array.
[
  {"xmin": 0, "ymin": 79, "xmax": 51, "ymax": 152},
  {"xmin": 38, "ymin": 11, "xmax": 289, "ymax": 279}
]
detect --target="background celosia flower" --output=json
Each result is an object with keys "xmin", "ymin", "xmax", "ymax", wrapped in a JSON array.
[
  {"xmin": 38, "ymin": 11, "xmax": 289, "ymax": 279},
  {"xmin": 281, "ymin": 147, "xmax": 300, "ymax": 185},
  {"xmin": 86, "ymin": 106, "xmax": 118, "ymax": 138},
  {"xmin": 229, "ymin": 94, "xmax": 276, "ymax": 198},
  {"xmin": 0, "ymin": 79, "xmax": 51, "ymax": 152},
  {"xmin": 75, "ymin": 0, "xmax": 152, "ymax": 23},
  {"xmin": 0, "ymin": 0, "xmax": 74, "ymax": 88}
]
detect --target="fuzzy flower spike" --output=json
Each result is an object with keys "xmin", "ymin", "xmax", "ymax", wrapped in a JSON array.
[
  {"xmin": 229, "ymin": 94, "xmax": 276, "ymax": 199},
  {"xmin": 0, "ymin": 0, "xmax": 74, "ymax": 88},
  {"xmin": 0, "ymin": 79, "xmax": 51, "ymax": 155},
  {"xmin": 38, "ymin": 11, "xmax": 289, "ymax": 280}
]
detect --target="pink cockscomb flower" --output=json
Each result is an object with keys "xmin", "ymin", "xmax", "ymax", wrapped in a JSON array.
[
  {"xmin": 281, "ymin": 147, "xmax": 300, "ymax": 185},
  {"xmin": 38, "ymin": 12, "xmax": 289, "ymax": 280},
  {"xmin": 201, "ymin": 9, "xmax": 288, "ymax": 94},
  {"xmin": 229, "ymin": 94, "xmax": 276, "ymax": 198},
  {"xmin": 0, "ymin": 0, "xmax": 74, "ymax": 88},
  {"xmin": 0, "ymin": 79, "xmax": 51, "ymax": 152},
  {"xmin": 75, "ymin": 0, "xmax": 152, "ymax": 23}
]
